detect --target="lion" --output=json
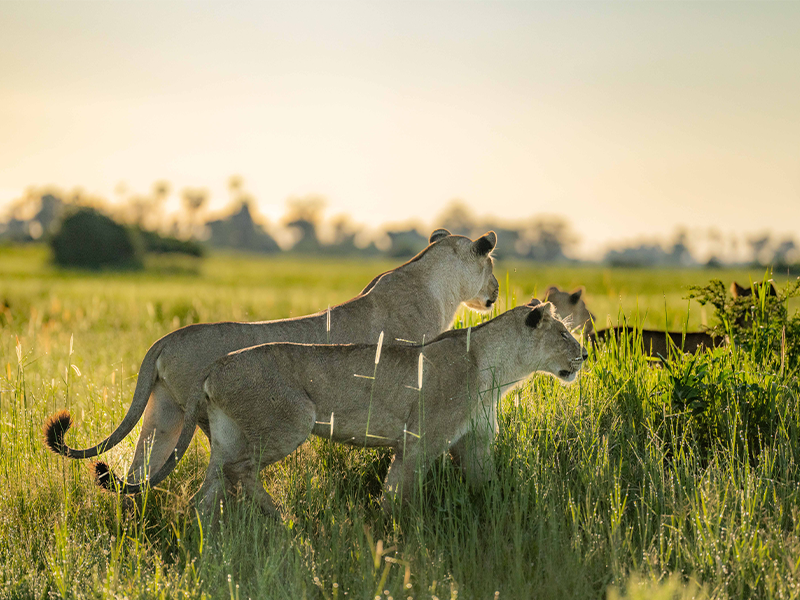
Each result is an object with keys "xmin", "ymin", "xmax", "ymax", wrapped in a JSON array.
[
  {"xmin": 730, "ymin": 280, "xmax": 778, "ymax": 328},
  {"xmin": 44, "ymin": 229, "xmax": 500, "ymax": 484},
  {"xmin": 94, "ymin": 300, "xmax": 586, "ymax": 516},
  {"xmin": 544, "ymin": 285, "xmax": 721, "ymax": 356},
  {"xmin": 590, "ymin": 280, "xmax": 778, "ymax": 357},
  {"xmin": 730, "ymin": 281, "xmax": 777, "ymax": 300},
  {"xmin": 591, "ymin": 326, "xmax": 721, "ymax": 357},
  {"xmin": 543, "ymin": 285, "xmax": 595, "ymax": 335}
]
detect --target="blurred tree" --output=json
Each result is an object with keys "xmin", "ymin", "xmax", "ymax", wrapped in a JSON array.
[
  {"xmin": 517, "ymin": 216, "xmax": 578, "ymax": 262},
  {"xmin": 50, "ymin": 207, "xmax": 142, "ymax": 269},
  {"xmin": 206, "ymin": 201, "xmax": 280, "ymax": 253},
  {"xmin": 748, "ymin": 233, "xmax": 772, "ymax": 266},
  {"xmin": 668, "ymin": 227, "xmax": 694, "ymax": 266},
  {"xmin": 124, "ymin": 195, "xmax": 151, "ymax": 228},
  {"xmin": 436, "ymin": 200, "xmax": 476, "ymax": 236},
  {"xmin": 118, "ymin": 180, "xmax": 171, "ymax": 231},
  {"xmin": 181, "ymin": 187, "xmax": 208, "ymax": 238},
  {"xmin": 773, "ymin": 238, "xmax": 797, "ymax": 264},
  {"xmin": 228, "ymin": 174, "xmax": 244, "ymax": 197},
  {"xmin": 36, "ymin": 193, "xmax": 64, "ymax": 236},
  {"xmin": 206, "ymin": 176, "xmax": 280, "ymax": 253},
  {"xmin": 285, "ymin": 195, "xmax": 325, "ymax": 253},
  {"xmin": 152, "ymin": 180, "xmax": 171, "ymax": 201}
]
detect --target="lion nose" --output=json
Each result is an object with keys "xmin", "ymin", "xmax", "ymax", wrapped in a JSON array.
[{"xmin": 581, "ymin": 347, "xmax": 588, "ymax": 361}]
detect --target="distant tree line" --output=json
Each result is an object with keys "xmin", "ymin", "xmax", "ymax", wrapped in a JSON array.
[{"xmin": 0, "ymin": 180, "xmax": 797, "ymax": 272}]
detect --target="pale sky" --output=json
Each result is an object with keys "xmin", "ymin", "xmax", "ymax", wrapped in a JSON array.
[{"xmin": 1, "ymin": 1, "xmax": 799, "ymax": 256}]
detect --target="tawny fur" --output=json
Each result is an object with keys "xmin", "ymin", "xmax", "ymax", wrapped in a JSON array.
[
  {"xmin": 543, "ymin": 285, "xmax": 595, "ymax": 335},
  {"xmin": 190, "ymin": 301, "xmax": 586, "ymax": 518},
  {"xmin": 43, "ymin": 229, "xmax": 500, "ymax": 485}
]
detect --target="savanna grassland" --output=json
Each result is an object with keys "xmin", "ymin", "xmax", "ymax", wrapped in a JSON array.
[{"xmin": 1, "ymin": 244, "xmax": 799, "ymax": 600}]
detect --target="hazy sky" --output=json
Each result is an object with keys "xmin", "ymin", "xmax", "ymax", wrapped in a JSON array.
[{"xmin": 1, "ymin": 1, "xmax": 799, "ymax": 254}]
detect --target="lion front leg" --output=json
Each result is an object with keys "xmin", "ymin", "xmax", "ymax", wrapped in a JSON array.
[
  {"xmin": 382, "ymin": 448, "xmax": 422, "ymax": 514},
  {"xmin": 448, "ymin": 426, "xmax": 496, "ymax": 488},
  {"xmin": 381, "ymin": 436, "xmax": 446, "ymax": 513}
]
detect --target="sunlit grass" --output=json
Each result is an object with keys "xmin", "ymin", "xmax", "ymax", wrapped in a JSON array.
[{"xmin": 1, "ymin": 245, "xmax": 798, "ymax": 599}]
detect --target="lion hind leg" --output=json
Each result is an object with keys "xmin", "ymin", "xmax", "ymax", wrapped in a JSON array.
[
  {"xmin": 195, "ymin": 405, "xmax": 245, "ymax": 521},
  {"xmin": 198, "ymin": 390, "xmax": 316, "ymax": 520},
  {"xmin": 127, "ymin": 381, "xmax": 184, "ymax": 484}
]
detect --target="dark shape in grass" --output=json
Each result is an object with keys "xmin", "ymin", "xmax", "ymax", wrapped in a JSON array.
[
  {"xmin": 591, "ymin": 326, "xmax": 722, "ymax": 358},
  {"xmin": 92, "ymin": 461, "xmax": 113, "ymax": 490}
]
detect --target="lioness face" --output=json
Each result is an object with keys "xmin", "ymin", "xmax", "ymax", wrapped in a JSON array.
[
  {"xmin": 524, "ymin": 302, "xmax": 587, "ymax": 383},
  {"xmin": 543, "ymin": 286, "xmax": 595, "ymax": 336},
  {"xmin": 434, "ymin": 231, "xmax": 499, "ymax": 312}
]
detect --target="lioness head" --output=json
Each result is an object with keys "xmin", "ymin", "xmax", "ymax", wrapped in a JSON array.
[
  {"xmin": 730, "ymin": 281, "xmax": 777, "ymax": 299},
  {"xmin": 730, "ymin": 280, "xmax": 779, "ymax": 328},
  {"xmin": 543, "ymin": 285, "xmax": 595, "ymax": 335},
  {"xmin": 520, "ymin": 300, "xmax": 587, "ymax": 383},
  {"xmin": 427, "ymin": 228, "xmax": 500, "ymax": 312}
]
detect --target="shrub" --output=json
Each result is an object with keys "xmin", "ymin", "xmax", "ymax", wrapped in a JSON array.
[
  {"xmin": 134, "ymin": 227, "xmax": 204, "ymax": 257},
  {"xmin": 659, "ymin": 349, "xmax": 787, "ymax": 462},
  {"xmin": 688, "ymin": 276, "xmax": 800, "ymax": 375},
  {"xmin": 50, "ymin": 207, "xmax": 143, "ymax": 269}
]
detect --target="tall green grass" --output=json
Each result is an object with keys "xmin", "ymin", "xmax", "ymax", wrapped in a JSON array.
[{"xmin": 1, "ymin": 245, "xmax": 798, "ymax": 599}]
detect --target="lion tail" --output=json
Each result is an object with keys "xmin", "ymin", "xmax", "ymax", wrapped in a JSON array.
[
  {"xmin": 42, "ymin": 338, "xmax": 165, "ymax": 460},
  {"xmin": 93, "ymin": 388, "xmax": 201, "ymax": 494}
]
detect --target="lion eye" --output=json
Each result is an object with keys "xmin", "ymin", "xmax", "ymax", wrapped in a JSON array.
[{"xmin": 561, "ymin": 332, "xmax": 569, "ymax": 340}]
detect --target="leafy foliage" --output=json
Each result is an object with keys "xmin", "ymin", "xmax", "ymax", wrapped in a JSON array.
[
  {"xmin": 50, "ymin": 207, "xmax": 143, "ymax": 269},
  {"xmin": 134, "ymin": 227, "xmax": 204, "ymax": 257},
  {"xmin": 689, "ymin": 276, "xmax": 800, "ymax": 374}
]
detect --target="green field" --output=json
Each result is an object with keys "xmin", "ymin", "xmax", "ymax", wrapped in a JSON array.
[{"xmin": 1, "ymin": 245, "xmax": 799, "ymax": 599}]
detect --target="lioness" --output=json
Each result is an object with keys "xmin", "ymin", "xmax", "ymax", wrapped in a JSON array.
[
  {"xmin": 44, "ymin": 229, "xmax": 500, "ymax": 483},
  {"xmin": 544, "ymin": 285, "xmax": 721, "ymax": 356},
  {"xmin": 731, "ymin": 281, "xmax": 777, "ymax": 300},
  {"xmin": 543, "ymin": 285, "xmax": 595, "ymax": 335},
  {"xmin": 96, "ymin": 301, "xmax": 586, "ymax": 515},
  {"xmin": 730, "ymin": 280, "xmax": 778, "ymax": 328},
  {"xmin": 591, "ymin": 326, "xmax": 722, "ymax": 356}
]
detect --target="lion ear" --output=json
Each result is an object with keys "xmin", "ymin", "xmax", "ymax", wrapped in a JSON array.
[
  {"xmin": 429, "ymin": 228, "xmax": 451, "ymax": 244},
  {"xmin": 731, "ymin": 282, "xmax": 749, "ymax": 298},
  {"xmin": 525, "ymin": 303, "xmax": 547, "ymax": 328},
  {"xmin": 472, "ymin": 231, "xmax": 497, "ymax": 256},
  {"xmin": 569, "ymin": 287, "xmax": 583, "ymax": 304},
  {"xmin": 527, "ymin": 297, "xmax": 542, "ymax": 307},
  {"xmin": 756, "ymin": 281, "xmax": 778, "ymax": 297}
]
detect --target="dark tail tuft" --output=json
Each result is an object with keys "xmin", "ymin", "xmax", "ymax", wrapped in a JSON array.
[
  {"xmin": 92, "ymin": 461, "xmax": 113, "ymax": 490},
  {"xmin": 42, "ymin": 410, "xmax": 73, "ymax": 455}
]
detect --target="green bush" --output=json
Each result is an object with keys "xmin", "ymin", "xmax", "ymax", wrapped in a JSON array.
[
  {"xmin": 135, "ymin": 227, "xmax": 204, "ymax": 257},
  {"xmin": 49, "ymin": 207, "xmax": 143, "ymax": 269},
  {"xmin": 689, "ymin": 276, "xmax": 800, "ymax": 373}
]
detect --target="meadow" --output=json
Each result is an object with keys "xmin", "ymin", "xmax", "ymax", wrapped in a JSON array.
[{"xmin": 1, "ymin": 244, "xmax": 799, "ymax": 599}]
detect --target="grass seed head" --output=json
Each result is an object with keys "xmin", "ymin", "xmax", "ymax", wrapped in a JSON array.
[{"xmin": 375, "ymin": 331, "xmax": 384, "ymax": 365}]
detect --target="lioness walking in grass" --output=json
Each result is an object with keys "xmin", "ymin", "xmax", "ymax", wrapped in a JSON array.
[
  {"xmin": 97, "ymin": 300, "xmax": 586, "ymax": 517},
  {"xmin": 44, "ymin": 229, "xmax": 500, "ymax": 485}
]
